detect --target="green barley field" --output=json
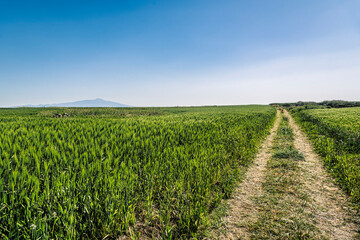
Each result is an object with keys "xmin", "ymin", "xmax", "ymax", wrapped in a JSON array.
[{"xmin": 0, "ymin": 105, "xmax": 276, "ymax": 239}]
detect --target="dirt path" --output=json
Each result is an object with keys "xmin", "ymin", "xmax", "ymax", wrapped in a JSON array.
[
  {"xmin": 215, "ymin": 110, "xmax": 281, "ymax": 239},
  {"xmin": 284, "ymin": 110, "xmax": 359, "ymax": 240},
  {"xmin": 214, "ymin": 109, "xmax": 359, "ymax": 239}
]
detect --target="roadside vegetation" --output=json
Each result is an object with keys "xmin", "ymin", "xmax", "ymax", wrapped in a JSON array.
[{"xmin": 0, "ymin": 105, "xmax": 275, "ymax": 239}]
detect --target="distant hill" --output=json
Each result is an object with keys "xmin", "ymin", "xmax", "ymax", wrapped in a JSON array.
[{"xmin": 19, "ymin": 98, "xmax": 132, "ymax": 108}]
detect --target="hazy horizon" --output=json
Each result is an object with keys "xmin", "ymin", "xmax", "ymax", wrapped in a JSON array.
[{"xmin": 1, "ymin": 1, "xmax": 359, "ymax": 107}]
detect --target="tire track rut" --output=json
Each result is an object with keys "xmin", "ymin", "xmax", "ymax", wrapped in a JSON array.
[{"xmin": 285, "ymin": 110, "xmax": 359, "ymax": 240}]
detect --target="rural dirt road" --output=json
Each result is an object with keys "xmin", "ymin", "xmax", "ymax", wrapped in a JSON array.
[
  {"xmin": 216, "ymin": 110, "xmax": 281, "ymax": 239},
  {"xmin": 215, "ymin": 109, "xmax": 359, "ymax": 240},
  {"xmin": 284, "ymin": 110, "xmax": 359, "ymax": 239}
]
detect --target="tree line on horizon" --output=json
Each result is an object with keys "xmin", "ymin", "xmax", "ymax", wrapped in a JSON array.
[{"xmin": 270, "ymin": 100, "xmax": 360, "ymax": 109}]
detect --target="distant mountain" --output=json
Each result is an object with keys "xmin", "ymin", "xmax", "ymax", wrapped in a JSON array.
[{"xmin": 19, "ymin": 98, "xmax": 132, "ymax": 108}]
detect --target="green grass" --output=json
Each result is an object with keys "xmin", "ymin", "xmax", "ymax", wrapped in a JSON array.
[
  {"xmin": 303, "ymin": 107, "xmax": 360, "ymax": 130},
  {"xmin": 0, "ymin": 105, "xmax": 276, "ymax": 239},
  {"xmin": 273, "ymin": 147, "xmax": 304, "ymax": 160}
]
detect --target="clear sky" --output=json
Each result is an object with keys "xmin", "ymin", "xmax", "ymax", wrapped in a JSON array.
[{"xmin": 1, "ymin": 0, "xmax": 359, "ymax": 107}]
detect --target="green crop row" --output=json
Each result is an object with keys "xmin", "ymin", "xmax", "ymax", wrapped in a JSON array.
[
  {"xmin": 292, "ymin": 107, "xmax": 360, "ymax": 205},
  {"xmin": 0, "ymin": 105, "xmax": 276, "ymax": 239}
]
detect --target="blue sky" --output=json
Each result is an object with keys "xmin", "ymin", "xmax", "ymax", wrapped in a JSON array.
[{"xmin": 1, "ymin": 0, "xmax": 360, "ymax": 107}]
